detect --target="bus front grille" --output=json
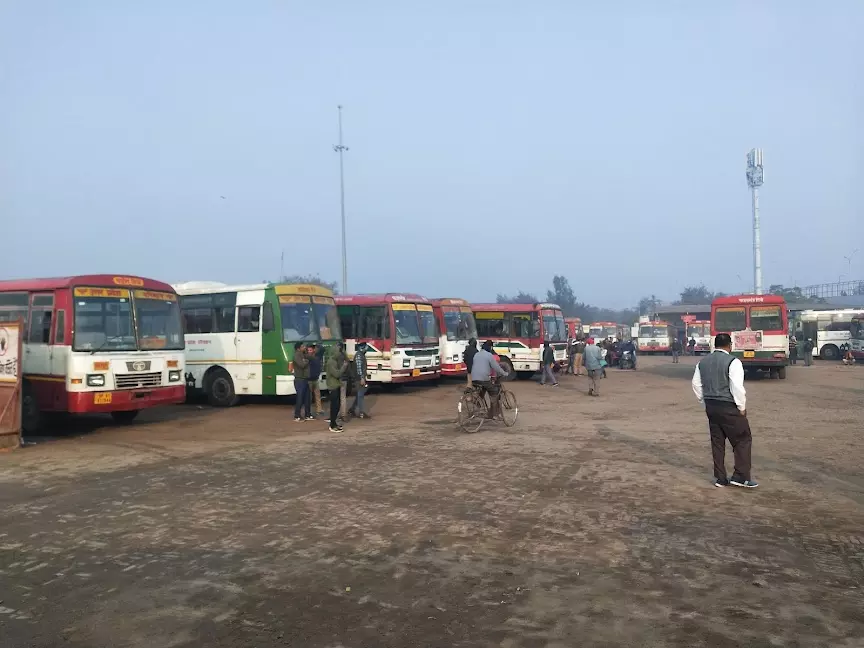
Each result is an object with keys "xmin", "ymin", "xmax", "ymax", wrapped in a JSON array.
[{"xmin": 115, "ymin": 372, "xmax": 162, "ymax": 389}]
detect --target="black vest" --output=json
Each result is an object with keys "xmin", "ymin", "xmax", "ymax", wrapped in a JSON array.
[{"xmin": 698, "ymin": 351, "xmax": 735, "ymax": 403}]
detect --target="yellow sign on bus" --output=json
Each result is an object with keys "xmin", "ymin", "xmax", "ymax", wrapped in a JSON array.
[
  {"xmin": 74, "ymin": 287, "xmax": 129, "ymax": 298},
  {"xmin": 134, "ymin": 290, "xmax": 177, "ymax": 302},
  {"xmin": 112, "ymin": 276, "xmax": 145, "ymax": 287},
  {"xmin": 274, "ymin": 284, "xmax": 334, "ymax": 297}
]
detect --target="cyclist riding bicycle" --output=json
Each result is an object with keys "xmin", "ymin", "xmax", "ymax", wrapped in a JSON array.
[{"xmin": 470, "ymin": 339, "xmax": 510, "ymax": 417}]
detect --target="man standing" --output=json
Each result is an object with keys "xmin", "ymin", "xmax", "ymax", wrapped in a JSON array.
[
  {"xmin": 308, "ymin": 344, "xmax": 325, "ymax": 417},
  {"xmin": 292, "ymin": 342, "xmax": 314, "ymax": 422},
  {"xmin": 566, "ymin": 339, "xmax": 576, "ymax": 375},
  {"xmin": 802, "ymin": 338, "xmax": 814, "ymax": 366},
  {"xmin": 325, "ymin": 344, "xmax": 348, "ymax": 432},
  {"xmin": 349, "ymin": 341, "xmax": 370, "ymax": 419},
  {"xmin": 573, "ymin": 337, "xmax": 585, "ymax": 376},
  {"xmin": 463, "ymin": 337, "xmax": 478, "ymax": 388},
  {"xmin": 692, "ymin": 333, "xmax": 758, "ymax": 488},
  {"xmin": 540, "ymin": 341, "xmax": 559, "ymax": 386},
  {"xmin": 583, "ymin": 337, "xmax": 603, "ymax": 396},
  {"xmin": 671, "ymin": 337, "xmax": 682, "ymax": 363},
  {"xmin": 789, "ymin": 335, "xmax": 798, "ymax": 365}
]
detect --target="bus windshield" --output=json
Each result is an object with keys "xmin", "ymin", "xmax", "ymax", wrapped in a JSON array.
[
  {"xmin": 640, "ymin": 326, "xmax": 667, "ymax": 338},
  {"xmin": 714, "ymin": 307, "xmax": 746, "ymax": 332},
  {"xmin": 73, "ymin": 294, "xmax": 137, "ymax": 352},
  {"xmin": 852, "ymin": 319, "xmax": 864, "ymax": 340},
  {"xmin": 749, "ymin": 305, "xmax": 784, "ymax": 332},
  {"xmin": 543, "ymin": 312, "xmax": 567, "ymax": 341},
  {"xmin": 393, "ymin": 306, "xmax": 422, "ymax": 345},
  {"xmin": 442, "ymin": 307, "xmax": 477, "ymax": 341},
  {"xmin": 311, "ymin": 297, "xmax": 341, "ymax": 341},
  {"xmin": 687, "ymin": 323, "xmax": 709, "ymax": 338},
  {"xmin": 281, "ymin": 298, "xmax": 317, "ymax": 342},
  {"xmin": 589, "ymin": 326, "xmax": 603, "ymax": 338},
  {"xmin": 418, "ymin": 308, "xmax": 439, "ymax": 343},
  {"xmin": 135, "ymin": 293, "xmax": 184, "ymax": 350}
]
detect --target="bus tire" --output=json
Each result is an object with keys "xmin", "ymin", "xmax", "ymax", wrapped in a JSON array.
[
  {"xmin": 204, "ymin": 368, "xmax": 239, "ymax": 407},
  {"xmin": 111, "ymin": 410, "xmax": 140, "ymax": 424},
  {"xmin": 778, "ymin": 366, "xmax": 787, "ymax": 380},
  {"xmin": 820, "ymin": 345, "xmax": 840, "ymax": 361},
  {"xmin": 498, "ymin": 357, "xmax": 515, "ymax": 381},
  {"xmin": 22, "ymin": 381, "xmax": 43, "ymax": 435}
]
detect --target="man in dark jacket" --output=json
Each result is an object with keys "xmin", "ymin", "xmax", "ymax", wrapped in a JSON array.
[
  {"xmin": 325, "ymin": 344, "xmax": 348, "ymax": 432},
  {"xmin": 463, "ymin": 337, "xmax": 478, "ymax": 387},
  {"xmin": 671, "ymin": 338, "xmax": 682, "ymax": 363},
  {"xmin": 292, "ymin": 342, "xmax": 313, "ymax": 421},
  {"xmin": 349, "ymin": 341, "xmax": 370, "ymax": 418},
  {"xmin": 540, "ymin": 341, "xmax": 558, "ymax": 386}
]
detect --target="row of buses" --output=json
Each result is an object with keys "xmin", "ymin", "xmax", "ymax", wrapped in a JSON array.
[
  {"xmin": 0, "ymin": 275, "xmax": 569, "ymax": 431},
  {"xmin": 1, "ymin": 272, "xmax": 853, "ymax": 432}
]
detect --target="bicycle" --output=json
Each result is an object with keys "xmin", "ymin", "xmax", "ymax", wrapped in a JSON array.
[{"xmin": 456, "ymin": 380, "xmax": 518, "ymax": 433}]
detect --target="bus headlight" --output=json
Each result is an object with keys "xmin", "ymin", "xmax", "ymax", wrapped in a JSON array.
[
  {"xmin": 169, "ymin": 370, "xmax": 182, "ymax": 382},
  {"xmin": 402, "ymin": 359, "xmax": 411, "ymax": 368},
  {"xmin": 86, "ymin": 374, "xmax": 106, "ymax": 387}
]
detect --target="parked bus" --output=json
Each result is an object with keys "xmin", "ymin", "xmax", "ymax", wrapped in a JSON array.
[
  {"xmin": 174, "ymin": 281, "xmax": 341, "ymax": 406},
  {"xmin": 710, "ymin": 294, "xmax": 789, "ymax": 378},
  {"xmin": 472, "ymin": 303, "xmax": 567, "ymax": 379},
  {"xmin": 850, "ymin": 315, "xmax": 864, "ymax": 361},
  {"xmin": 588, "ymin": 321, "xmax": 620, "ymax": 342},
  {"xmin": 564, "ymin": 317, "xmax": 583, "ymax": 340},
  {"xmin": 0, "ymin": 274, "xmax": 185, "ymax": 432},
  {"xmin": 685, "ymin": 320, "xmax": 711, "ymax": 354},
  {"xmin": 431, "ymin": 298, "xmax": 477, "ymax": 377},
  {"xmin": 791, "ymin": 309, "xmax": 864, "ymax": 361},
  {"xmin": 336, "ymin": 294, "xmax": 441, "ymax": 384},
  {"xmin": 637, "ymin": 320, "xmax": 676, "ymax": 354}
]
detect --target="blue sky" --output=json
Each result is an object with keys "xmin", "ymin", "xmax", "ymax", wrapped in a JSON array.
[{"xmin": 1, "ymin": 1, "xmax": 861, "ymax": 308}]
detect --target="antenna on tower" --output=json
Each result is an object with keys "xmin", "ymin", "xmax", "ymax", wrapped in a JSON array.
[{"xmin": 746, "ymin": 149, "xmax": 764, "ymax": 295}]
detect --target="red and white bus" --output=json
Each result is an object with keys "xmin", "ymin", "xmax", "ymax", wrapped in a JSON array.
[
  {"xmin": 710, "ymin": 294, "xmax": 789, "ymax": 378},
  {"xmin": 685, "ymin": 320, "xmax": 711, "ymax": 354},
  {"xmin": 637, "ymin": 320, "xmax": 676, "ymax": 354},
  {"xmin": 0, "ymin": 275, "xmax": 186, "ymax": 432},
  {"xmin": 850, "ymin": 315, "xmax": 864, "ymax": 361},
  {"xmin": 564, "ymin": 317, "xmax": 583, "ymax": 340},
  {"xmin": 588, "ymin": 321, "xmax": 620, "ymax": 342},
  {"xmin": 472, "ymin": 303, "xmax": 567, "ymax": 379},
  {"xmin": 335, "ymin": 294, "xmax": 441, "ymax": 384},
  {"xmin": 431, "ymin": 298, "xmax": 477, "ymax": 377}
]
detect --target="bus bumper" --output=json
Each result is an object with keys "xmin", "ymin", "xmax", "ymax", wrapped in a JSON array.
[
  {"xmin": 391, "ymin": 368, "xmax": 441, "ymax": 382},
  {"xmin": 68, "ymin": 385, "xmax": 186, "ymax": 413},
  {"xmin": 440, "ymin": 362, "xmax": 467, "ymax": 376}
]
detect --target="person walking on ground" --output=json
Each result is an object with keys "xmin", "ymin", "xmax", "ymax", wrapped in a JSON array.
[
  {"xmin": 692, "ymin": 333, "xmax": 758, "ymax": 488},
  {"xmin": 802, "ymin": 338, "xmax": 814, "ymax": 366},
  {"xmin": 789, "ymin": 335, "xmax": 798, "ymax": 365},
  {"xmin": 688, "ymin": 337, "xmax": 696, "ymax": 356},
  {"xmin": 325, "ymin": 344, "xmax": 348, "ymax": 432},
  {"xmin": 540, "ymin": 341, "xmax": 559, "ymax": 386},
  {"xmin": 292, "ymin": 342, "xmax": 314, "ymax": 422},
  {"xmin": 349, "ymin": 341, "xmax": 370, "ymax": 419},
  {"xmin": 573, "ymin": 338, "xmax": 585, "ymax": 376},
  {"xmin": 463, "ymin": 337, "xmax": 478, "ymax": 388},
  {"xmin": 308, "ymin": 343, "xmax": 325, "ymax": 417},
  {"xmin": 566, "ymin": 339, "xmax": 576, "ymax": 375},
  {"xmin": 583, "ymin": 337, "xmax": 604, "ymax": 396},
  {"xmin": 671, "ymin": 338, "xmax": 682, "ymax": 363}
]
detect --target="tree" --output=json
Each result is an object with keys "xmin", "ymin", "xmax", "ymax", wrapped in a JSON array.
[
  {"xmin": 676, "ymin": 284, "xmax": 716, "ymax": 305},
  {"xmin": 279, "ymin": 274, "xmax": 339, "ymax": 293},
  {"xmin": 496, "ymin": 291, "xmax": 539, "ymax": 304},
  {"xmin": 638, "ymin": 296, "xmax": 656, "ymax": 316},
  {"xmin": 546, "ymin": 275, "xmax": 578, "ymax": 316}
]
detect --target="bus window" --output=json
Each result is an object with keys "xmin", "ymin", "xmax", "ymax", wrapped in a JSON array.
[
  {"xmin": 542, "ymin": 311, "xmax": 566, "ymax": 341},
  {"xmin": 417, "ymin": 307, "xmax": 439, "ymax": 343},
  {"xmin": 0, "ymin": 292, "xmax": 29, "ymax": 323},
  {"xmin": 393, "ymin": 307, "xmax": 422, "ymax": 345},
  {"xmin": 475, "ymin": 312, "xmax": 507, "ymax": 338},
  {"xmin": 311, "ymin": 297, "xmax": 341, "ymax": 340},
  {"xmin": 512, "ymin": 313, "xmax": 538, "ymax": 338},
  {"xmin": 359, "ymin": 306, "xmax": 388, "ymax": 340},
  {"xmin": 442, "ymin": 307, "xmax": 476, "ymax": 341},
  {"xmin": 749, "ymin": 306, "xmax": 783, "ymax": 332},
  {"xmin": 280, "ymin": 297, "xmax": 316, "ymax": 342},
  {"xmin": 714, "ymin": 307, "xmax": 746, "ymax": 332}
]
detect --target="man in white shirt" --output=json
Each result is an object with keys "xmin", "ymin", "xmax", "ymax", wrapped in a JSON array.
[{"xmin": 692, "ymin": 333, "xmax": 758, "ymax": 488}]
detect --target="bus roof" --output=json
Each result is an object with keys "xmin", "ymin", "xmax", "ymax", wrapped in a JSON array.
[
  {"xmin": 173, "ymin": 282, "xmax": 335, "ymax": 297},
  {"xmin": 639, "ymin": 320, "xmax": 672, "ymax": 326},
  {"xmin": 687, "ymin": 319, "xmax": 710, "ymax": 324},
  {"xmin": 335, "ymin": 293, "xmax": 431, "ymax": 306},
  {"xmin": 711, "ymin": 294, "xmax": 787, "ymax": 306},
  {"xmin": 471, "ymin": 303, "xmax": 562, "ymax": 312},
  {"xmin": 430, "ymin": 298, "xmax": 470, "ymax": 307},
  {"xmin": 0, "ymin": 274, "xmax": 176, "ymax": 293},
  {"xmin": 589, "ymin": 321, "xmax": 619, "ymax": 327},
  {"xmin": 564, "ymin": 316, "xmax": 582, "ymax": 322}
]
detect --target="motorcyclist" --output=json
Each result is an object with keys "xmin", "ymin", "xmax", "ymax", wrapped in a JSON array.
[{"xmin": 621, "ymin": 338, "xmax": 637, "ymax": 369}]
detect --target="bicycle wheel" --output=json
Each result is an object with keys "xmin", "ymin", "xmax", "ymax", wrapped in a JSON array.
[
  {"xmin": 457, "ymin": 390, "xmax": 487, "ymax": 433},
  {"xmin": 499, "ymin": 388, "xmax": 518, "ymax": 427}
]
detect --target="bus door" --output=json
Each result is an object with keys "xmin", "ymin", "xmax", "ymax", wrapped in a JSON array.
[{"xmin": 234, "ymin": 292, "xmax": 264, "ymax": 393}]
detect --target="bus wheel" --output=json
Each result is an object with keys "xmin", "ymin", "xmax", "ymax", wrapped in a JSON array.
[
  {"xmin": 205, "ymin": 369, "xmax": 238, "ymax": 407},
  {"xmin": 820, "ymin": 345, "xmax": 839, "ymax": 361},
  {"xmin": 111, "ymin": 410, "xmax": 140, "ymax": 424},
  {"xmin": 498, "ymin": 357, "xmax": 515, "ymax": 381},
  {"xmin": 778, "ymin": 366, "xmax": 787, "ymax": 380},
  {"xmin": 22, "ymin": 381, "xmax": 43, "ymax": 435}
]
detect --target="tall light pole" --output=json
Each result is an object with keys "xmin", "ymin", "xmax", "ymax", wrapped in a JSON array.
[
  {"xmin": 746, "ymin": 149, "xmax": 764, "ymax": 295},
  {"xmin": 844, "ymin": 249, "xmax": 858, "ymax": 275},
  {"xmin": 333, "ymin": 105, "xmax": 349, "ymax": 293}
]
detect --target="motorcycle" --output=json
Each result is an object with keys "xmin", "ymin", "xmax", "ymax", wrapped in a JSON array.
[{"xmin": 619, "ymin": 350, "xmax": 636, "ymax": 370}]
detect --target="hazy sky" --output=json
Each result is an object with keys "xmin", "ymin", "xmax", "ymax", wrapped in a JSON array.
[{"xmin": 2, "ymin": 1, "xmax": 861, "ymax": 308}]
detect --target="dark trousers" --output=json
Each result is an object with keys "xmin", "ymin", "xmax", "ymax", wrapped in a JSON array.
[
  {"xmin": 705, "ymin": 400, "xmax": 752, "ymax": 481},
  {"xmin": 329, "ymin": 388, "xmax": 341, "ymax": 427},
  {"xmin": 294, "ymin": 379, "xmax": 311, "ymax": 418}
]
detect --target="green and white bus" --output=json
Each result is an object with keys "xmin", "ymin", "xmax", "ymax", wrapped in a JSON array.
[{"xmin": 173, "ymin": 282, "xmax": 342, "ymax": 406}]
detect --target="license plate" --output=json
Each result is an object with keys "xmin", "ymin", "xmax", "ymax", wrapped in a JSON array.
[
  {"xmin": 412, "ymin": 369, "xmax": 421, "ymax": 377},
  {"xmin": 94, "ymin": 392, "xmax": 112, "ymax": 404},
  {"xmin": 743, "ymin": 351, "xmax": 755, "ymax": 358}
]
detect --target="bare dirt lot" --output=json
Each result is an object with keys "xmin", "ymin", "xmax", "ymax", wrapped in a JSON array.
[{"xmin": 1, "ymin": 356, "xmax": 862, "ymax": 648}]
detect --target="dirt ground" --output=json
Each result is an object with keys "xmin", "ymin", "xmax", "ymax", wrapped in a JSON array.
[{"xmin": 1, "ymin": 356, "xmax": 862, "ymax": 648}]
